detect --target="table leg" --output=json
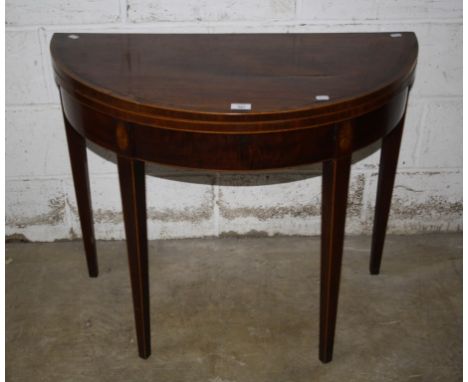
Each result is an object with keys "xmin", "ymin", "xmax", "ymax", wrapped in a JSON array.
[
  {"xmin": 320, "ymin": 155, "xmax": 351, "ymax": 363},
  {"xmin": 63, "ymin": 117, "xmax": 98, "ymax": 278},
  {"xmin": 117, "ymin": 156, "xmax": 151, "ymax": 359},
  {"xmin": 369, "ymin": 117, "xmax": 405, "ymax": 275}
]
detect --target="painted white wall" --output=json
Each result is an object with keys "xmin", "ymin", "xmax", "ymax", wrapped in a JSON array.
[{"xmin": 6, "ymin": 0, "xmax": 462, "ymax": 241}]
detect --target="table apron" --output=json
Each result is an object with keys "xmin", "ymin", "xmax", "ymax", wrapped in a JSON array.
[{"xmin": 60, "ymin": 87, "xmax": 408, "ymax": 171}]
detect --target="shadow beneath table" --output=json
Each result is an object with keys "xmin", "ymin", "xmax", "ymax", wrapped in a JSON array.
[{"xmin": 86, "ymin": 138, "xmax": 382, "ymax": 187}]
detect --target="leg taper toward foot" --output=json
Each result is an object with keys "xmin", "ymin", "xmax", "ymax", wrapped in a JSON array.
[
  {"xmin": 320, "ymin": 155, "xmax": 351, "ymax": 363},
  {"xmin": 63, "ymin": 117, "xmax": 98, "ymax": 278},
  {"xmin": 117, "ymin": 156, "xmax": 151, "ymax": 359},
  {"xmin": 370, "ymin": 117, "xmax": 405, "ymax": 275}
]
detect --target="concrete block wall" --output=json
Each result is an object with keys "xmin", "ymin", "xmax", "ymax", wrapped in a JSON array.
[{"xmin": 6, "ymin": 0, "xmax": 462, "ymax": 241}]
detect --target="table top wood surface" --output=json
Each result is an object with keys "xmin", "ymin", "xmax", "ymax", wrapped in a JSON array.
[{"xmin": 51, "ymin": 33, "xmax": 417, "ymax": 131}]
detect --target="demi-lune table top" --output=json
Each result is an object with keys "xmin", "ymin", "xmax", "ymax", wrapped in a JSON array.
[{"xmin": 51, "ymin": 33, "xmax": 417, "ymax": 131}]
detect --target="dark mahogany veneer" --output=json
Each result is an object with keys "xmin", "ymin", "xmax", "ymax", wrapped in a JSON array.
[{"xmin": 51, "ymin": 32, "xmax": 418, "ymax": 363}]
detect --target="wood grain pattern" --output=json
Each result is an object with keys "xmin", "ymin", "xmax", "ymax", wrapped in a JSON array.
[
  {"xmin": 370, "ymin": 113, "xmax": 407, "ymax": 275},
  {"xmin": 117, "ymin": 157, "xmax": 151, "ymax": 359},
  {"xmin": 62, "ymin": 111, "xmax": 98, "ymax": 278},
  {"xmin": 320, "ymin": 155, "xmax": 351, "ymax": 363},
  {"xmin": 51, "ymin": 33, "xmax": 417, "ymax": 124}
]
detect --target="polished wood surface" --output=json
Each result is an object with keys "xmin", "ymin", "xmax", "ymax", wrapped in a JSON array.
[
  {"xmin": 320, "ymin": 155, "xmax": 351, "ymax": 363},
  {"xmin": 117, "ymin": 157, "xmax": 151, "ymax": 358},
  {"xmin": 370, "ymin": 112, "xmax": 407, "ymax": 275},
  {"xmin": 63, "ymin": 114, "xmax": 98, "ymax": 278},
  {"xmin": 52, "ymin": 33, "xmax": 416, "ymax": 171},
  {"xmin": 51, "ymin": 33, "xmax": 416, "ymax": 120},
  {"xmin": 52, "ymin": 32, "xmax": 418, "ymax": 363}
]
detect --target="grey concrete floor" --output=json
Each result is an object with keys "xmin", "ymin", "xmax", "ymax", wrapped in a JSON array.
[{"xmin": 6, "ymin": 234, "xmax": 462, "ymax": 382}]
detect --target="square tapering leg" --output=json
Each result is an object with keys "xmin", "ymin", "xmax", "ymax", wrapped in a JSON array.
[
  {"xmin": 320, "ymin": 155, "xmax": 351, "ymax": 363},
  {"xmin": 117, "ymin": 156, "xmax": 151, "ymax": 359},
  {"xmin": 370, "ymin": 115, "xmax": 405, "ymax": 275},
  {"xmin": 63, "ymin": 116, "xmax": 98, "ymax": 278}
]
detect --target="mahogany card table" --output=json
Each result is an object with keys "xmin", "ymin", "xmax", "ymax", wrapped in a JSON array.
[{"xmin": 51, "ymin": 32, "xmax": 418, "ymax": 362}]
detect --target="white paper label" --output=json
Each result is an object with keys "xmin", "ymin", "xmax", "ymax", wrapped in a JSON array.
[
  {"xmin": 315, "ymin": 95, "xmax": 330, "ymax": 101},
  {"xmin": 230, "ymin": 103, "xmax": 252, "ymax": 111}
]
